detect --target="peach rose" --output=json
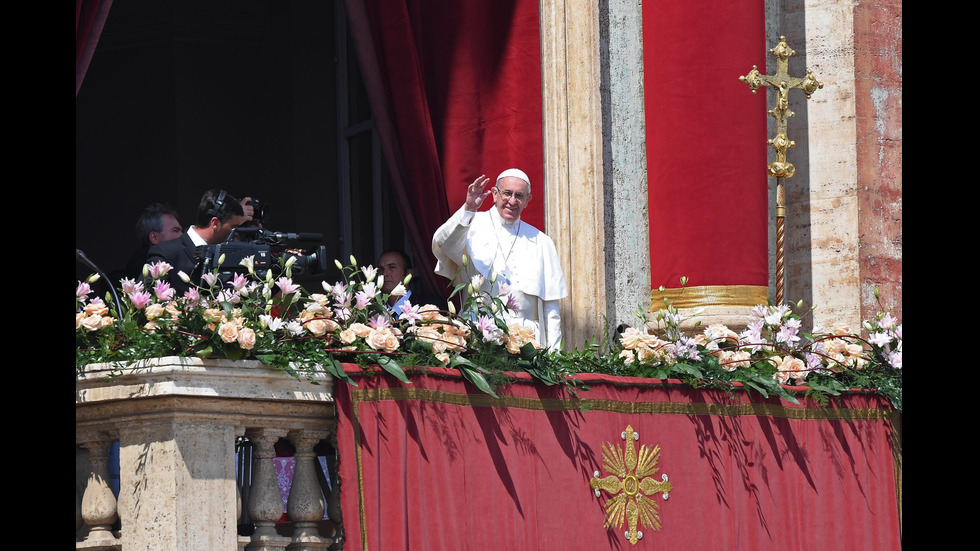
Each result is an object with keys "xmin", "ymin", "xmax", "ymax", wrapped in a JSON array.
[
  {"xmin": 366, "ymin": 328, "xmax": 388, "ymax": 350},
  {"xmin": 84, "ymin": 301, "xmax": 109, "ymax": 317},
  {"xmin": 636, "ymin": 346, "xmax": 659, "ymax": 364},
  {"xmin": 383, "ymin": 333, "xmax": 400, "ymax": 353},
  {"xmin": 823, "ymin": 339, "xmax": 846, "ymax": 356},
  {"xmin": 308, "ymin": 293, "xmax": 331, "ymax": 307},
  {"xmin": 203, "ymin": 308, "xmax": 225, "ymax": 324},
  {"xmin": 340, "ymin": 328, "xmax": 357, "ymax": 344},
  {"xmin": 304, "ymin": 319, "xmax": 328, "ymax": 337},
  {"xmin": 218, "ymin": 321, "xmax": 240, "ymax": 343},
  {"xmin": 844, "ymin": 343, "xmax": 864, "ymax": 357},
  {"xmin": 775, "ymin": 355, "xmax": 807, "ymax": 385},
  {"xmin": 620, "ymin": 327, "xmax": 647, "ymax": 350},
  {"xmin": 350, "ymin": 323, "xmax": 373, "ymax": 338},
  {"xmin": 719, "ymin": 350, "xmax": 752, "ymax": 371},
  {"xmin": 640, "ymin": 332, "xmax": 665, "ymax": 350},
  {"xmin": 81, "ymin": 314, "xmax": 104, "ymax": 332},
  {"xmin": 700, "ymin": 324, "xmax": 740, "ymax": 350},
  {"xmin": 145, "ymin": 303, "xmax": 165, "ymax": 320},
  {"xmin": 445, "ymin": 332, "xmax": 466, "ymax": 352},
  {"xmin": 165, "ymin": 302, "xmax": 182, "ymax": 320},
  {"xmin": 238, "ymin": 327, "xmax": 256, "ymax": 350},
  {"xmin": 419, "ymin": 306, "xmax": 445, "ymax": 321}
]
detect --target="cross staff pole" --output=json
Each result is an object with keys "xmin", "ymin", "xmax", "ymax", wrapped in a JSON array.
[{"xmin": 739, "ymin": 36, "xmax": 822, "ymax": 305}]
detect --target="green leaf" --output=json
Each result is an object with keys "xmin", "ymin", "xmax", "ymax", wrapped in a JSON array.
[
  {"xmin": 372, "ymin": 354, "xmax": 411, "ymax": 384},
  {"xmin": 805, "ymin": 379, "xmax": 842, "ymax": 396},
  {"xmin": 254, "ymin": 352, "xmax": 279, "ymax": 364},
  {"xmin": 324, "ymin": 356, "xmax": 357, "ymax": 386},
  {"xmin": 743, "ymin": 380, "xmax": 770, "ymax": 398},
  {"xmin": 672, "ymin": 362, "xmax": 704, "ymax": 379},
  {"xmin": 451, "ymin": 354, "xmax": 485, "ymax": 373},
  {"xmin": 457, "ymin": 364, "xmax": 499, "ymax": 398},
  {"xmin": 519, "ymin": 342, "xmax": 539, "ymax": 361}
]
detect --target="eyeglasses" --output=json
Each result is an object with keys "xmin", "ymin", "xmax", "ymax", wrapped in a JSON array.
[{"xmin": 495, "ymin": 187, "xmax": 528, "ymax": 202}]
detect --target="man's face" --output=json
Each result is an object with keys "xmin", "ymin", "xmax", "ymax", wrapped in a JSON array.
[
  {"xmin": 492, "ymin": 176, "xmax": 531, "ymax": 223},
  {"xmin": 378, "ymin": 252, "xmax": 410, "ymax": 294},
  {"xmin": 210, "ymin": 215, "xmax": 247, "ymax": 244},
  {"xmin": 149, "ymin": 214, "xmax": 183, "ymax": 245}
]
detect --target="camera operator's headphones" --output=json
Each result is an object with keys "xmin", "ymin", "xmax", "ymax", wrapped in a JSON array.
[{"xmin": 206, "ymin": 190, "xmax": 228, "ymax": 219}]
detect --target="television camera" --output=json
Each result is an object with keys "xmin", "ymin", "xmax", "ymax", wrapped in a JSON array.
[{"xmin": 201, "ymin": 226, "xmax": 328, "ymax": 286}]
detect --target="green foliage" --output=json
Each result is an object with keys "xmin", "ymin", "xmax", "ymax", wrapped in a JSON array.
[{"xmin": 76, "ymin": 264, "xmax": 902, "ymax": 413}]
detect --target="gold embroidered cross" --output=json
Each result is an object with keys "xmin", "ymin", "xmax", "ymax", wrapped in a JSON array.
[{"xmin": 589, "ymin": 425, "xmax": 672, "ymax": 545}]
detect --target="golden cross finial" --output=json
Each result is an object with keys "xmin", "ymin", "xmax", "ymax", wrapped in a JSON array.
[
  {"xmin": 740, "ymin": 36, "xmax": 823, "ymax": 179},
  {"xmin": 739, "ymin": 36, "xmax": 823, "ymax": 306}
]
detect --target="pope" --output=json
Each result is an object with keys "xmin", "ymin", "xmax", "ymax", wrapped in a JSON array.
[{"xmin": 432, "ymin": 168, "xmax": 568, "ymax": 350}]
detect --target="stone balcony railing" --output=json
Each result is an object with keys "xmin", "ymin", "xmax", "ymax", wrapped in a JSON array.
[{"xmin": 75, "ymin": 357, "xmax": 342, "ymax": 551}]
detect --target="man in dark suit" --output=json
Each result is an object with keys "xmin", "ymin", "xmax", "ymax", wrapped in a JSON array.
[
  {"xmin": 144, "ymin": 189, "xmax": 254, "ymax": 296},
  {"xmin": 378, "ymin": 249, "xmax": 447, "ymax": 312},
  {"xmin": 118, "ymin": 202, "xmax": 184, "ymax": 281}
]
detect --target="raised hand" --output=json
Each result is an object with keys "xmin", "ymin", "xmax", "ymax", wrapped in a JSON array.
[
  {"xmin": 240, "ymin": 197, "xmax": 255, "ymax": 222},
  {"xmin": 464, "ymin": 174, "xmax": 492, "ymax": 212}
]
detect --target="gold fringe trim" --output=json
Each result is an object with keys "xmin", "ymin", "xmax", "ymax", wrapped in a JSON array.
[{"xmin": 650, "ymin": 285, "xmax": 769, "ymax": 310}]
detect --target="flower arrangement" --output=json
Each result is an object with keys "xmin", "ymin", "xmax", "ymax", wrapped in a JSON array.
[
  {"xmin": 76, "ymin": 253, "xmax": 549, "ymax": 397},
  {"xmin": 595, "ymin": 288, "xmax": 902, "ymax": 411},
  {"xmin": 76, "ymin": 257, "xmax": 902, "ymax": 411}
]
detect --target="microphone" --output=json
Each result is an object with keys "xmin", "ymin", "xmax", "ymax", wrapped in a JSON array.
[
  {"xmin": 76, "ymin": 248, "xmax": 124, "ymax": 318},
  {"xmin": 226, "ymin": 227, "xmax": 322, "ymax": 242},
  {"xmin": 76, "ymin": 249, "xmax": 101, "ymax": 273},
  {"xmin": 264, "ymin": 231, "xmax": 323, "ymax": 242}
]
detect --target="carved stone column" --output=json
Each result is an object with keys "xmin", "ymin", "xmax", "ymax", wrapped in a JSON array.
[
  {"xmin": 540, "ymin": 0, "xmax": 607, "ymax": 350},
  {"xmin": 77, "ymin": 436, "xmax": 120, "ymax": 548},
  {"xmin": 247, "ymin": 428, "xmax": 291, "ymax": 551},
  {"xmin": 77, "ymin": 357, "xmax": 337, "ymax": 551},
  {"xmin": 286, "ymin": 430, "xmax": 331, "ymax": 550}
]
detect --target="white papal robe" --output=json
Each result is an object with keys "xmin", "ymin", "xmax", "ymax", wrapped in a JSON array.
[{"xmin": 432, "ymin": 206, "xmax": 568, "ymax": 350}]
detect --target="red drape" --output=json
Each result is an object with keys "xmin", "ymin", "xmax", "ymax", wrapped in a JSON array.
[
  {"xmin": 345, "ymin": 0, "xmax": 544, "ymax": 301},
  {"xmin": 75, "ymin": 0, "xmax": 113, "ymax": 96},
  {"xmin": 336, "ymin": 367, "xmax": 902, "ymax": 550},
  {"xmin": 644, "ymin": 1, "xmax": 769, "ymax": 290}
]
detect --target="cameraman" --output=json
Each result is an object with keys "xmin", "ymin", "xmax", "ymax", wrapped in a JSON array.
[{"xmin": 144, "ymin": 189, "xmax": 254, "ymax": 295}]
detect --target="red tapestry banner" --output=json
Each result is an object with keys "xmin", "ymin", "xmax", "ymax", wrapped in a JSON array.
[
  {"xmin": 644, "ymin": 1, "xmax": 769, "ymax": 295},
  {"xmin": 336, "ymin": 367, "xmax": 901, "ymax": 550}
]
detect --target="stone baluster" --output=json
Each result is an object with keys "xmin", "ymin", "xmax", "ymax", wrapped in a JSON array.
[
  {"xmin": 237, "ymin": 429, "xmax": 249, "ymax": 551},
  {"xmin": 76, "ymin": 485, "xmax": 83, "ymax": 532},
  {"xmin": 286, "ymin": 430, "xmax": 331, "ymax": 550},
  {"xmin": 323, "ymin": 433, "xmax": 344, "ymax": 551},
  {"xmin": 77, "ymin": 436, "xmax": 120, "ymax": 548},
  {"xmin": 246, "ymin": 428, "xmax": 291, "ymax": 551}
]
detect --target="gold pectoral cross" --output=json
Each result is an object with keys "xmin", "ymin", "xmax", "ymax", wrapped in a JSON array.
[{"xmin": 739, "ymin": 35, "xmax": 822, "ymax": 305}]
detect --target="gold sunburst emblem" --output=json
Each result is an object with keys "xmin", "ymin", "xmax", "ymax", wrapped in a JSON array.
[{"xmin": 589, "ymin": 425, "xmax": 672, "ymax": 545}]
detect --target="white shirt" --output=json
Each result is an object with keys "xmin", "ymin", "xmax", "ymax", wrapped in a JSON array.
[{"xmin": 187, "ymin": 226, "xmax": 208, "ymax": 247}]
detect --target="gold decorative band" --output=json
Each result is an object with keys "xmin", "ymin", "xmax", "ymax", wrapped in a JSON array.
[
  {"xmin": 351, "ymin": 387, "xmax": 897, "ymax": 422},
  {"xmin": 651, "ymin": 284, "xmax": 769, "ymax": 310}
]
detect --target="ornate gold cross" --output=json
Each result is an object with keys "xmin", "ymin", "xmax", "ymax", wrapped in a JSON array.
[{"xmin": 739, "ymin": 36, "xmax": 822, "ymax": 305}]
